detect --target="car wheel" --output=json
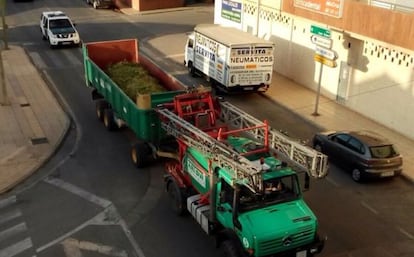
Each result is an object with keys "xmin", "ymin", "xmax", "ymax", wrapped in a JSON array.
[
  {"xmin": 86, "ymin": 0, "xmax": 91, "ymax": 4},
  {"xmin": 351, "ymin": 168, "xmax": 364, "ymax": 182},
  {"xmin": 93, "ymin": 1, "xmax": 99, "ymax": 9}
]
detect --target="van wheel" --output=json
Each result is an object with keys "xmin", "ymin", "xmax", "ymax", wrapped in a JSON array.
[{"xmin": 188, "ymin": 62, "xmax": 196, "ymax": 77}]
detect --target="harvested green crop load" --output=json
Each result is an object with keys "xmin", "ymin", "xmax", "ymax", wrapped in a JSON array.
[{"xmin": 106, "ymin": 61, "xmax": 165, "ymax": 99}]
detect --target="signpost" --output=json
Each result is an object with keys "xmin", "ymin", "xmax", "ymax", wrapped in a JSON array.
[{"xmin": 310, "ymin": 24, "xmax": 337, "ymax": 116}]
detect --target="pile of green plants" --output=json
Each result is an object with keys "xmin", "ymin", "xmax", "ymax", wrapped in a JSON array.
[{"xmin": 106, "ymin": 61, "xmax": 165, "ymax": 99}]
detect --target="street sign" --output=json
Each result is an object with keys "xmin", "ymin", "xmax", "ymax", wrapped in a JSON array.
[
  {"xmin": 315, "ymin": 45, "xmax": 337, "ymax": 60},
  {"xmin": 314, "ymin": 54, "xmax": 337, "ymax": 68},
  {"xmin": 311, "ymin": 35, "xmax": 332, "ymax": 49},
  {"xmin": 310, "ymin": 25, "xmax": 331, "ymax": 38}
]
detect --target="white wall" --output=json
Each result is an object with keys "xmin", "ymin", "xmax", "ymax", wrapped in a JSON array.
[{"xmin": 214, "ymin": 0, "xmax": 414, "ymax": 140}]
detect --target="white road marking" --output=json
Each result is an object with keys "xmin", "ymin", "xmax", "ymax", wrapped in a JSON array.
[
  {"xmin": 39, "ymin": 178, "xmax": 146, "ymax": 257},
  {"xmin": 0, "ymin": 238, "xmax": 32, "ymax": 257},
  {"xmin": 62, "ymin": 238, "xmax": 128, "ymax": 257},
  {"xmin": 28, "ymin": 52, "xmax": 47, "ymax": 70},
  {"xmin": 0, "ymin": 223, "xmax": 27, "ymax": 242},
  {"xmin": 360, "ymin": 201, "xmax": 379, "ymax": 215},
  {"xmin": 0, "ymin": 209, "xmax": 22, "ymax": 226},
  {"xmin": 44, "ymin": 177, "xmax": 112, "ymax": 208},
  {"xmin": 397, "ymin": 226, "xmax": 414, "ymax": 240},
  {"xmin": 0, "ymin": 195, "xmax": 16, "ymax": 209}
]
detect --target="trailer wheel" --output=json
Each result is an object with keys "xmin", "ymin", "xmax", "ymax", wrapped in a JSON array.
[
  {"xmin": 103, "ymin": 109, "xmax": 117, "ymax": 131},
  {"xmin": 221, "ymin": 240, "xmax": 240, "ymax": 257},
  {"xmin": 131, "ymin": 143, "xmax": 150, "ymax": 168},
  {"xmin": 95, "ymin": 100, "xmax": 109, "ymax": 121},
  {"xmin": 167, "ymin": 179, "xmax": 186, "ymax": 216}
]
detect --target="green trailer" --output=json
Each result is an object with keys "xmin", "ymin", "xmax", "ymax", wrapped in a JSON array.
[{"xmin": 83, "ymin": 38, "xmax": 186, "ymax": 166}]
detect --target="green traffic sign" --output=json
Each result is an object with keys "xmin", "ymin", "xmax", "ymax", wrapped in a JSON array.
[{"xmin": 311, "ymin": 25, "xmax": 331, "ymax": 38}]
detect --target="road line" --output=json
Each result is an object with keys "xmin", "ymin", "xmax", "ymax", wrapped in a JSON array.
[
  {"xmin": 0, "ymin": 223, "xmax": 27, "ymax": 242},
  {"xmin": 326, "ymin": 176, "xmax": 339, "ymax": 187},
  {"xmin": 397, "ymin": 226, "xmax": 414, "ymax": 240},
  {"xmin": 165, "ymin": 53, "xmax": 184, "ymax": 58},
  {"xmin": 0, "ymin": 237, "xmax": 32, "ymax": 257},
  {"xmin": 0, "ymin": 209, "xmax": 22, "ymax": 226},
  {"xmin": 0, "ymin": 195, "xmax": 16, "ymax": 209},
  {"xmin": 360, "ymin": 201, "xmax": 379, "ymax": 215},
  {"xmin": 62, "ymin": 238, "xmax": 128, "ymax": 257},
  {"xmin": 44, "ymin": 177, "xmax": 112, "ymax": 208},
  {"xmin": 28, "ymin": 52, "xmax": 47, "ymax": 70}
]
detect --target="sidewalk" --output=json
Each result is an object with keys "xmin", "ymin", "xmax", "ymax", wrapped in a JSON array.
[
  {"xmin": 0, "ymin": 37, "xmax": 413, "ymax": 195},
  {"xmin": 0, "ymin": 46, "xmax": 70, "ymax": 194}
]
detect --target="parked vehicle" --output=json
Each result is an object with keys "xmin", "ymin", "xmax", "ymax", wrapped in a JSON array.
[
  {"xmin": 312, "ymin": 130, "xmax": 403, "ymax": 182},
  {"xmin": 40, "ymin": 11, "xmax": 81, "ymax": 49},
  {"xmin": 184, "ymin": 24, "xmax": 275, "ymax": 93},
  {"xmin": 83, "ymin": 38, "xmax": 329, "ymax": 257},
  {"xmin": 86, "ymin": 0, "xmax": 113, "ymax": 9}
]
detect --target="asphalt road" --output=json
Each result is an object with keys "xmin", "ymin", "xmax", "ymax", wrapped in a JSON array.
[{"xmin": 2, "ymin": 1, "xmax": 414, "ymax": 257}]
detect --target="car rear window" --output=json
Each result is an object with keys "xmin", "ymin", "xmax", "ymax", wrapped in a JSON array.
[{"xmin": 369, "ymin": 145, "xmax": 398, "ymax": 158}]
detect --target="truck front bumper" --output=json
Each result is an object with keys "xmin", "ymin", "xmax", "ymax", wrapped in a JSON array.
[{"xmin": 260, "ymin": 235, "xmax": 326, "ymax": 257}]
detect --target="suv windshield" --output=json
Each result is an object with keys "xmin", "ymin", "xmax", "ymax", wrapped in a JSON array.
[
  {"xmin": 49, "ymin": 19, "xmax": 72, "ymax": 29},
  {"xmin": 238, "ymin": 175, "xmax": 300, "ymax": 213},
  {"xmin": 369, "ymin": 145, "xmax": 398, "ymax": 158}
]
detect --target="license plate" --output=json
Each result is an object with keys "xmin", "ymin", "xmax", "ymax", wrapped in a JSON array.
[
  {"xmin": 381, "ymin": 171, "xmax": 394, "ymax": 177},
  {"xmin": 243, "ymin": 87, "xmax": 254, "ymax": 91},
  {"xmin": 296, "ymin": 250, "xmax": 307, "ymax": 257},
  {"xmin": 62, "ymin": 42, "xmax": 71, "ymax": 45}
]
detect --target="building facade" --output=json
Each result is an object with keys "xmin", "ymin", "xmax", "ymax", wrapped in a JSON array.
[{"xmin": 214, "ymin": 0, "xmax": 414, "ymax": 140}]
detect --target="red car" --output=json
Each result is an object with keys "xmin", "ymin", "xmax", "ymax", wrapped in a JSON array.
[{"xmin": 312, "ymin": 130, "xmax": 403, "ymax": 182}]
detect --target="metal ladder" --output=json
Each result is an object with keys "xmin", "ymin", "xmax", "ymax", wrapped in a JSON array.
[
  {"xmin": 219, "ymin": 101, "xmax": 329, "ymax": 178},
  {"xmin": 157, "ymin": 108, "xmax": 265, "ymax": 192}
]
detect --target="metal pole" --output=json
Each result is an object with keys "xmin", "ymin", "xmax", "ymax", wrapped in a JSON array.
[
  {"xmin": 0, "ymin": 0, "xmax": 9, "ymax": 106},
  {"xmin": 312, "ymin": 62, "xmax": 323, "ymax": 116}
]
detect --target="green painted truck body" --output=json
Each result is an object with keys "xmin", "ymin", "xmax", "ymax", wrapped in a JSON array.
[{"xmin": 83, "ymin": 38, "xmax": 185, "ymax": 143}]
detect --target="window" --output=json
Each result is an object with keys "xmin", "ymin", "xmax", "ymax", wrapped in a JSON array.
[
  {"xmin": 333, "ymin": 133, "xmax": 350, "ymax": 146},
  {"xmin": 370, "ymin": 145, "xmax": 397, "ymax": 158},
  {"xmin": 347, "ymin": 137, "xmax": 364, "ymax": 154}
]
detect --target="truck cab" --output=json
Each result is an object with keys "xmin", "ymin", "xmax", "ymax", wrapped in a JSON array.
[{"xmin": 184, "ymin": 32, "xmax": 195, "ymax": 75}]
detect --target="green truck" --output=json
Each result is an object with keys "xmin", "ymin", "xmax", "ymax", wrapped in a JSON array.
[{"xmin": 83, "ymin": 39, "xmax": 328, "ymax": 257}]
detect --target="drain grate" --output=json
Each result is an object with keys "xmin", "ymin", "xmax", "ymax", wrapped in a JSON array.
[{"xmin": 31, "ymin": 137, "xmax": 48, "ymax": 145}]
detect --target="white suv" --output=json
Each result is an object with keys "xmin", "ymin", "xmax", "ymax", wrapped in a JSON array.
[{"xmin": 40, "ymin": 11, "xmax": 81, "ymax": 49}]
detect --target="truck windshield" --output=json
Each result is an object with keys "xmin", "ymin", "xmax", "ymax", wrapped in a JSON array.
[{"xmin": 238, "ymin": 175, "xmax": 300, "ymax": 213}]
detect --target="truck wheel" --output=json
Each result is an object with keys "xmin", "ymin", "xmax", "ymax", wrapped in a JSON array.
[
  {"xmin": 103, "ymin": 109, "xmax": 117, "ymax": 131},
  {"xmin": 221, "ymin": 240, "xmax": 240, "ymax": 257},
  {"xmin": 95, "ymin": 100, "xmax": 109, "ymax": 121},
  {"xmin": 167, "ymin": 180, "xmax": 186, "ymax": 216},
  {"xmin": 131, "ymin": 143, "xmax": 150, "ymax": 168}
]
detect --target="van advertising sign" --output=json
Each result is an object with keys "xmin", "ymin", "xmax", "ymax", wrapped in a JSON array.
[{"xmin": 221, "ymin": 0, "xmax": 242, "ymax": 23}]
